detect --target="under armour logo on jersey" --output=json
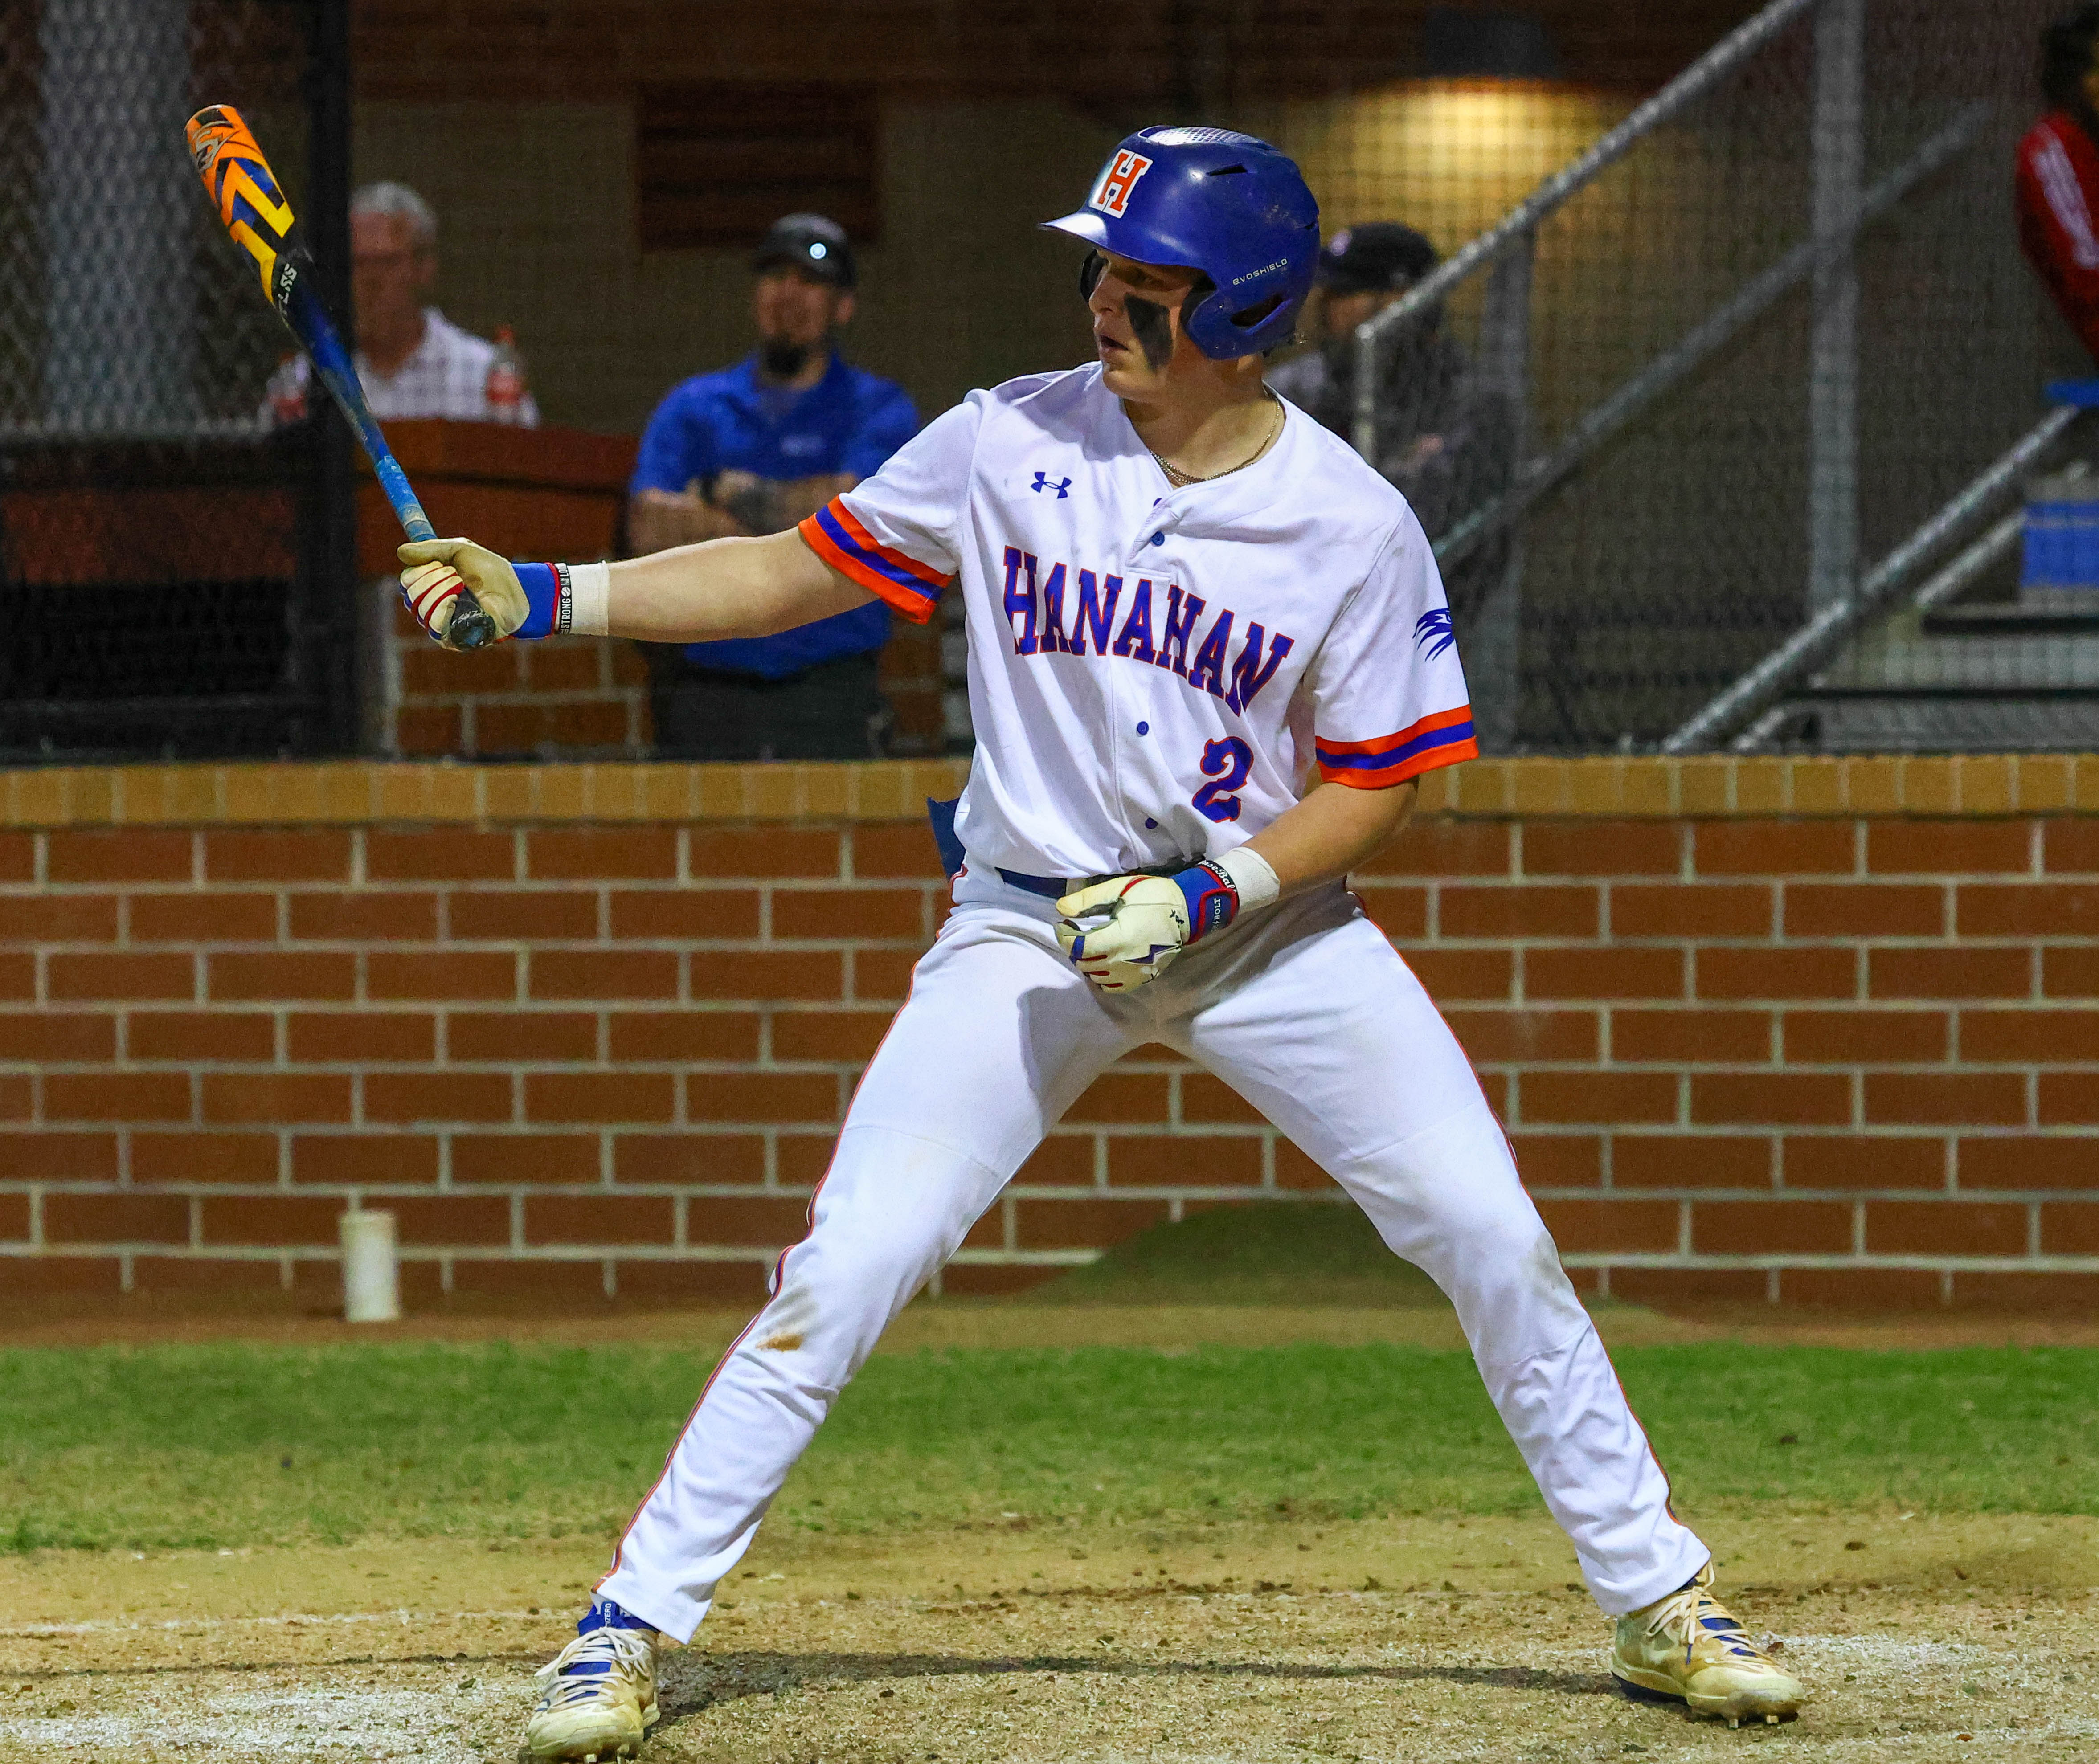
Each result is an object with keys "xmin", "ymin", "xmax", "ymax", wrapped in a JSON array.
[
  {"xmin": 1091, "ymin": 149, "xmax": 1153, "ymax": 217},
  {"xmin": 1031, "ymin": 471, "xmax": 1072, "ymax": 498},
  {"xmin": 1415, "ymin": 607, "xmax": 1457, "ymax": 660}
]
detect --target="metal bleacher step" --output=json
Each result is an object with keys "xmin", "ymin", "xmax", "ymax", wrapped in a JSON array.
[
  {"xmin": 1761, "ymin": 693, "xmax": 2099, "ymax": 751},
  {"xmin": 1756, "ymin": 601, "xmax": 2099, "ymax": 752}
]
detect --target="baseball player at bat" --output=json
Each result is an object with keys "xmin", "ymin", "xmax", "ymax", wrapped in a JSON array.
[{"xmin": 400, "ymin": 129, "xmax": 1805, "ymax": 1759}]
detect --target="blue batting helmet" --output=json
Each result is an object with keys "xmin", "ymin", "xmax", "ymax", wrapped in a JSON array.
[{"xmin": 1044, "ymin": 126, "xmax": 1319, "ymax": 359}]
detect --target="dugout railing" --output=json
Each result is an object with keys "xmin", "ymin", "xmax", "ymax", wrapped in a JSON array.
[{"xmin": 1347, "ymin": 0, "xmax": 2078, "ymax": 755}]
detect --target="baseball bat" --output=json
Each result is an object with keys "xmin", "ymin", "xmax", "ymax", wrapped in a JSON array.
[{"xmin": 184, "ymin": 105, "xmax": 499, "ymax": 651}]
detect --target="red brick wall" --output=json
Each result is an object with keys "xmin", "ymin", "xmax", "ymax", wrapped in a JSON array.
[
  {"xmin": 2, "ymin": 760, "xmax": 2095, "ymax": 1311},
  {"xmin": 385, "ymin": 621, "xmax": 947, "ymax": 761},
  {"xmin": 392, "ymin": 625, "xmax": 655, "ymax": 759}
]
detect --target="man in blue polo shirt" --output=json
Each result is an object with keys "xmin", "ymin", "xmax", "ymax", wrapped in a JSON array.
[{"xmin": 628, "ymin": 214, "xmax": 919, "ymax": 759}]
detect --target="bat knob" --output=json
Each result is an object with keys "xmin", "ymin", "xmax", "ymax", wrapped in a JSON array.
[{"xmin": 446, "ymin": 592, "xmax": 500, "ymax": 653}]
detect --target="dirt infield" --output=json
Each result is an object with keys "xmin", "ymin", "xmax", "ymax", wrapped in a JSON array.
[
  {"xmin": 3, "ymin": 1510, "xmax": 2093, "ymax": 1762},
  {"xmin": 6, "ymin": 1283, "xmax": 2096, "ymax": 1759}
]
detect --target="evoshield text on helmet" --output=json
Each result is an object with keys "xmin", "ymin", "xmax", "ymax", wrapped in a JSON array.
[{"xmin": 1044, "ymin": 126, "xmax": 1319, "ymax": 360}]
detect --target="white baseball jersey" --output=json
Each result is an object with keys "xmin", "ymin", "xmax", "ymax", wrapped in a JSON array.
[{"xmin": 800, "ymin": 363, "xmax": 1477, "ymax": 878}]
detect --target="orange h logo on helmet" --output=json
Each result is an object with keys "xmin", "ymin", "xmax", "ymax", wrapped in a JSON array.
[{"xmin": 1091, "ymin": 150, "xmax": 1153, "ymax": 217}]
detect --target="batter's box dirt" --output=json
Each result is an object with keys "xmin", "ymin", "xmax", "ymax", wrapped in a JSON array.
[{"xmin": 1, "ymin": 1515, "xmax": 2092, "ymax": 1763}]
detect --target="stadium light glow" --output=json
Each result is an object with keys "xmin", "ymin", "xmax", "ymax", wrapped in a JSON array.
[{"xmin": 1268, "ymin": 82, "xmax": 1633, "ymax": 250}]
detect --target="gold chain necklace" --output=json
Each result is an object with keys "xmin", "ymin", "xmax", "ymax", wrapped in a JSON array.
[{"xmin": 1147, "ymin": 388, "xmax": 1284, "ymax": 488}]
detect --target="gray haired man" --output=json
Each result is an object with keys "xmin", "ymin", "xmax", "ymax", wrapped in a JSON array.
[{"xmin": 263, "ymin": 180, "xmax": 540, "ymax": 425}]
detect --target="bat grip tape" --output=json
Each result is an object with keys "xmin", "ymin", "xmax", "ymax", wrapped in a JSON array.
[{"xmin": 372, "ymin": 455, "xmax": 436, "ymax": 543}]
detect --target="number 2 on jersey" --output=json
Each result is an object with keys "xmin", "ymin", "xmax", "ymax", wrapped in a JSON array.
[{"xmin": 1192, "ymin": 736, "xmax": 1253, "ymax": 823}]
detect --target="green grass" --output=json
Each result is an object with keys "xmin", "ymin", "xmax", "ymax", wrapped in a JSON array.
[
  {"xmin": 1031, "ymin": 1202, "xmax": 1449, "ymax": 1305},
  {"xmin": 2, "ymin": 1342, "xmax": 2094, "ymax": 1552}
]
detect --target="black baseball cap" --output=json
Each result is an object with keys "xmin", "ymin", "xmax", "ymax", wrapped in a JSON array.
[
  {"xmin": 1316, "ymin": 223, "xmax": 1439, "ymax": 295},
  {"xmin": 753, "ymin": 213, "xmax": 856, "ymax": 289}
]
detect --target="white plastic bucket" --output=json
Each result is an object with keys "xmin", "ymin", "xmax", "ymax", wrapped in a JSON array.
[{"xmin": 339, "ymin": 1209, "xmax": 400, "ymax": 1324}]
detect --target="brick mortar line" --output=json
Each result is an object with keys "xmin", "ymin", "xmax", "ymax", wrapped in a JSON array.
[
  {"xmin": 5, "ymin": 1243, "xmax": 2095, "ymax": 1273},
  {"xmin": 1, "ymin": 1095, "xmax": 937, "ymax": 1119},
  {"xmin": 12, "ymin": 881, "xmax": 2099, "ymax": 897},
  {"xmin": 15, "ymin": 1183, "xmax": 2097, "ymax": 1203},
  {"xmin": 0, "ymin": 1243, "xmax": 1110, "ymax": 1266},
  {"xmin": 62, "ymin": 1064, "xmax": 2087, "ymax": 1078},
  {"xmin": 27, "ymin": 932, "xmax": 2099, "ymax": 947},
  {"xmin": 5, "ymin": 1120, "xmax": 2093, "ymax": 1132},
  {"xmin": 8, "ymin": 1005, "xmax": 2095, "ymax": 1016},
  {"xmin": 10, "ymin": 919, "xmax": 2097, "ymax": 937},
  {"xmin": 5, "ymin": 756, "xmax": 2099, "ymax": 829}
]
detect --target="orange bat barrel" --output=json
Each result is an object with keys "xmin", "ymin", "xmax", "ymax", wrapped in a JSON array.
[{"xmin": 185, "ymin": 106, "xmax": 299, "ymax": 303}]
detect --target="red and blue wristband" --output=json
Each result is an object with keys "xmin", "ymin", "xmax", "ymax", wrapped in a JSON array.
[
  {"xmin": 1172, "ymin": 859, "xmax": 1240, "ymax": 942},
  {"xmin": 512, "ymin": 562, "xmax": 573, "ymax": 640}
]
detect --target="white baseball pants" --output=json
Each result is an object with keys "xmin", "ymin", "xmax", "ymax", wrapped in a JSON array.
[{"xmin": 597, "ymin": 872, "xmax": 1709, "ymax": 1639}]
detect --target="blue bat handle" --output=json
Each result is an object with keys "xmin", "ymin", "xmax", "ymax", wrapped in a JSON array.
[
  {"xmin": 288, "ymin": 272, "xmax": 498, "ymax": 650},
  {"xmin": 372, "ymin": 452, "xmax": 437, "ymax": 544},
  {"xmin": 371, "ymin": 447, "xmax": 496, "ymax": 651},
  {"xmin": 366, "ymin": 445, "xmax": 499, "ymax": 651}
]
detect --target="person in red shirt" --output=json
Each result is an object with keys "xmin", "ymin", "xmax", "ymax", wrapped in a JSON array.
[{"xmin": 2019, "ymin": 4, "xmax": 2099, "ymax": 360}]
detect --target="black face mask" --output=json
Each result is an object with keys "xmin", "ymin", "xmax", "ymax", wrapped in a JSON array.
[{"xmin": 760, "ymin": 339, "xmax": 814, "ymax": 380}]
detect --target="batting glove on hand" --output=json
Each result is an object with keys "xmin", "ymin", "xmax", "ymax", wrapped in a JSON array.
[
  {"xmin": 397, "ymin": 537, "xmax": 530, "ymax": 649},
  {"xmin": 1056, "ymin": 860, "xmax": 1241, "ymax": 993}
]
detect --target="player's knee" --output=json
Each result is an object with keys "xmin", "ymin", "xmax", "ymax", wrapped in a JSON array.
[
  {"xmin": 1445, "ymin": 1225, "xmax": 1589, "ymax": 1357},
  {"xmin": 773, "ymin": 1210, "xmax": 950, "ymax": 1318},
  {"xmin": 1415, "ymin": 1215, "xmax": 1567, "ymax": 1305}
]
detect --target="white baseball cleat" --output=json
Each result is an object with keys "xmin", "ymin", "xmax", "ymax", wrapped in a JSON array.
[
  {"xmin": 1610, "ymin": 1564, "xmax": 1805, "ymax": 1728},
  {"xmin": 524, "ymin": 1622, "xmax": 661, "ymax": 1760}
]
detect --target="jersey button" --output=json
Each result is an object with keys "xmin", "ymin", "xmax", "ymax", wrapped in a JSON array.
[
  {"xmin": 1150, "ymin": 532, "xmax": 1165, "ymax": 546},
  {"xmin": 1145, "ymin": 818, "xmax": 1158, "ymax": 829},
  {"xmin": 1136, "ymin": 721, "xmax": 1149, "ymax": 735}
]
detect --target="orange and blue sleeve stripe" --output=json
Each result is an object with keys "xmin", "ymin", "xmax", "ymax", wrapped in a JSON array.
[
  {"xmin": 1316, "ymin": 706, "xmax": 1479, "ymax": 788},
  {"xmin": 798, "ymin": 497, "xmax": 953, "ymax": 624}
]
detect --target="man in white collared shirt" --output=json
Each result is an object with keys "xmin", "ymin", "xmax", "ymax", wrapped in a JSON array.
[{"xmin": 262, "ymin": 181, "xmax": 540, "ymax": 426}]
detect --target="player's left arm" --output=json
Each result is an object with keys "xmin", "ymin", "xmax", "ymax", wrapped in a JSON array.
[
  {"xmin": 1243, "ymin": 775, "xmax": 1419, "ymax": 894},
  {"xmin": 1061, "ymin": 516, "xmax": 1465, "ymax": 992},
  {"xmin": 1056, "ymin": 780, "xmax": 1419, "ymax": 992}
]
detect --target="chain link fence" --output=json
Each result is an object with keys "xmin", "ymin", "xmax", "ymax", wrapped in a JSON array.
[
  {"xmin": 3, "ymin": 1, "xmax": 2079, "ymax": 762},
  {"xmin": 0, "ymin": 0, "xmax": 355, "ymax": 760},
  {"xmin": 1249, "ymin": 0, "xmax": 2070, "ymax": 752}
]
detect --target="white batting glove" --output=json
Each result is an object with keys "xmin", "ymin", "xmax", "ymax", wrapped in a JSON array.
[
  {"xmin": 1057, "ymin": 874, "xmax": 1200, "ymax": 992},
  {"xmin": 1056, "ymin": 849, "xmax": 1283, "ymax": 992},
  {"xmin": 397, "ymin": 537, "xmax": 530, "ymax": 649},
  {"xmin": 1057, "ymin": 845, "xmax": 1281, "ymax": 992}
]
